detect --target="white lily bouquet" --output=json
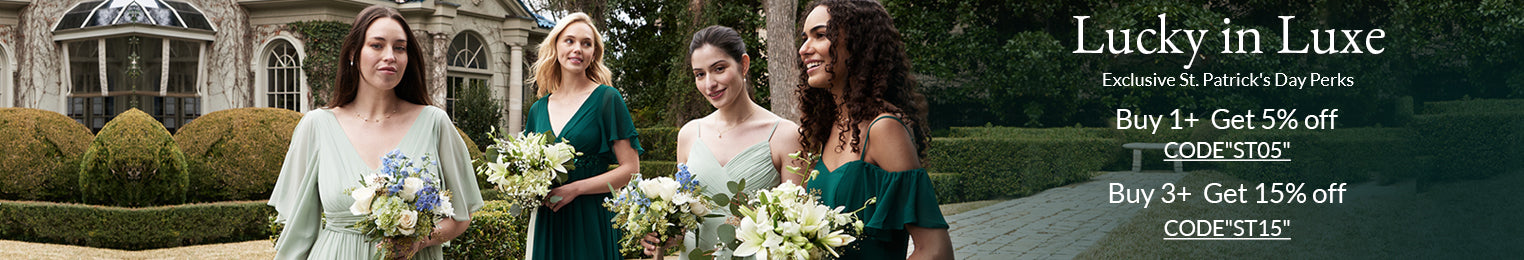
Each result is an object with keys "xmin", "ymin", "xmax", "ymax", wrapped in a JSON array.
[
  {"xmin": 477, "ymin": 129, "xmax": 581, "ymax": 209},
  {"xmin": 346, "ymin": 149, "xmax": 456, "ymax": 260},
  {"xmin": 727, "ymin": 182, "xmax": 869, "ymax": 260},
  {"xmin": 604, "ymin": 165, "xmax": 717, "ymax": 260}
]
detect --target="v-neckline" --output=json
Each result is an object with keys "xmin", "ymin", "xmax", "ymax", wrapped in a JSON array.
[
  {"xmin": 696, "ymin": 138, "xmax": 770, "ymax": 168},
  {"xmin": 328, "ymin": 108, "xmax": 428, "ymax": 172},
  {"xmin": 548, "ymin": 85, "xmax": 601, "ymax": 138}
]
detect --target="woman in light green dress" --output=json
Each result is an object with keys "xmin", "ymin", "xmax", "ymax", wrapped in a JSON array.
[
  {"xmin": 640, "ymin": 25, "xmax": 806, "ymax": 260},
  {"xmin": 268, "ymin": 5, "xmax": 483, "ymax": 259}
]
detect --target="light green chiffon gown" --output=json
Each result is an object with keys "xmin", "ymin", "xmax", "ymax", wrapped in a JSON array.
[
  {"xmin": 679, "ymin": 120, "xmax": 784, "ymax": 260},
  {"xmin": 269, "ymin": 106, "xmax": 485, "ymax": 260}
]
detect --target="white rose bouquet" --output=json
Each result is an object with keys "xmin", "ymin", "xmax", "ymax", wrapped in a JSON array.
[
  {"xmin": 476, "ymin": 129, "xmax": 581, "ymax": 209},
  {"xmin": 604, "ymin": 165, "xmax": 716, "ymax": 260},
  {"xmin": 345, "ymin": 149, "xmax": 455, "ymax": 260}
]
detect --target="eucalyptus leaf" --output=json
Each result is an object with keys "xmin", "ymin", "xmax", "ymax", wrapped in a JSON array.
[
  {"xmin": 711, "ymin": 194, "xmax": 729, "ymax": 206},
  {"xmin": 726, "ymin": 181, "xmax": 741, "ymax": 195},
  {"xmin": 717, "ymin": 224, "xmax": 736, "ymax": 246},
  {"xmin": 688, "ymin": 249, "xmax": 712, "ymax": 260}
]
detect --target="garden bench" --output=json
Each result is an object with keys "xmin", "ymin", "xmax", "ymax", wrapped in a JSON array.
[{"xmin": 1122, "ymin": 142, "xmax": 1191, "ymax": 173}]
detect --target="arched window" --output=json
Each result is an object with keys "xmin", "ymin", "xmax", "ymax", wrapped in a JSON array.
[
  {"xmin": 264, "ymin": 39, "xmax": 304, "ymax": 111},
  {"xmin": 446, "ymin": 32, "xmax": 490, "ymax": 117}
]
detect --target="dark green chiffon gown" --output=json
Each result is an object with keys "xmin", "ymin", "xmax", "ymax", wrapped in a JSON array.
[{"xmin": 524, "ymin": 85, "xmax": 644, "ymax": 260}]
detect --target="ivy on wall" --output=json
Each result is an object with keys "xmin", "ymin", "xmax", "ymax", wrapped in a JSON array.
[{"xmin": 286, "ymin": 21, "xmax": 351, "ymax": 107}]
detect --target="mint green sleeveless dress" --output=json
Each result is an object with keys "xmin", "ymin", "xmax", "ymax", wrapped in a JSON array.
[
  {"xmin": 679, "ymin": 120, "xmax": 784, "ymax": 260},
  {"xmin": 805, "ymin": 116, "xmax": 948, "ymax": 260},
  {"xmin": 524, "ymin": 85, "xmax": 645, "ymax": 260},
  {"xmin": 269, "ymin": 106, "xmax": 486, "ymax": 260}
]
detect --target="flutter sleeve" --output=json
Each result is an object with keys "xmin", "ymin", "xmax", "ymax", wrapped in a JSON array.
[
  {"xmin": 435, "ymin": 109, "xmax": 485, "ymax": 221},
  {"xmin": 268, "ymin": 112, "xmax": 323, "ymax": 258},
  {"xmin": 867, "ymin": 167, "xmax": 949, "ymax": 230},
  {"xmin": 596, "ymin": 85, "xmax": 644, "ymax": 159}
]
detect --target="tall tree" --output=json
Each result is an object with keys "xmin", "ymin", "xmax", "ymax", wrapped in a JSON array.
[
  {"xmin": 765, "ymin": 0, "xmax": 801, "ymax": 121},
  {"xmin": 549, "ymin": 0, "xmax": 609, "ymax": 29}
]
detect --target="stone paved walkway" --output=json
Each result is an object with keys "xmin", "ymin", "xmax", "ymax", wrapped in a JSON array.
[{"xmin": 942, "ymin": 171, "xmax": 1187, "ymax": 259}]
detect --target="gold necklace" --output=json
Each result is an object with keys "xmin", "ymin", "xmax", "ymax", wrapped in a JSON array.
[
  {"xmin": 716, "ymin": 112, "xmax": 757, "ymax": 139},
  {"xmin": 352, "ymin": 106, "xmax": 399, "ymax": 123}
]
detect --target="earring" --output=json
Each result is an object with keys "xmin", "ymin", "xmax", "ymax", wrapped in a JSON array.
[{"xmin": 349, "ymin": 61, "xmax": 355, "ymax": 66}]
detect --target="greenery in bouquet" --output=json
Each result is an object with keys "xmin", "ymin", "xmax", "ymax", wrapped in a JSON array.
[
  {"xmin": 346, "ymin": 149, "xmax": 456, "ymax": 259},
  {"xmin": 697, "ymin": 152, "xmax": 869, "ymax": 260},
  {"xmin": 477, "ymin": 128, "xmax": 581, "ymax": 209},
  {"xmin": 604, "ymin": 165, "xmax": 718, "ymax": 258}
]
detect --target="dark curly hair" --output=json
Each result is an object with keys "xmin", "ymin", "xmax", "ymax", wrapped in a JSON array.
[{"xmin": 796, "ymin": 0, "xmax": 929, "ymax": 162}]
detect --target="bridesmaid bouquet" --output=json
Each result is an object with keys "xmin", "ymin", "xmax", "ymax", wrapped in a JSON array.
[
  {"xmin": 477, "ymin": 129, "xmax": 581, "ymax": 209},
  {"xmin": 604, "ymin": 165, "xmax": 717, "ymax": 260},
  {"xmin": 345, "ymin": 149, "xmax": 456, "ymax": 260},
  {"xmin": 728, "ymin": 182, "xmax": 869, "ymax": 260}
]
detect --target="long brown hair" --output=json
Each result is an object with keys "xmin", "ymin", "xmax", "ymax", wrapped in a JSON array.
[
  {"xmin": 796, "ymin": 0, "xmax": 930, "ymax": 161},
  {"xmin": 326, "ymin": 5, "xmax": 432, "ymax": 108}
]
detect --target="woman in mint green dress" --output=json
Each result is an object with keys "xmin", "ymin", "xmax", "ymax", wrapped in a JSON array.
[
  {"xmin": 638, "ymin": 25, "xmax": 807, "ymax": 259},
  {"xmin": 795, "ymin": 0, "xmax": 953, "ymax": 259},
  {"xmin": 269, "ymin": 5, "xmax": 483, "ymax": 259},
  {"xmin": 524, "ymin": 12, "xmax": 644, "ymax": 260}
]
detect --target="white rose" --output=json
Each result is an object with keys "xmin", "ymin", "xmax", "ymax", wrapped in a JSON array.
[
  {"xmin": 396, "ymin": 210, "xmax": 419, "ymax": 235},
  {"xmin": 349, "ymin": 187, "xmax": 378, "ymax": 215},
  {"xmin": 688, "ymin": 199, "xmax": 710, "ymax": 216},
  {"xmin": 400, "ymin": 177, "xmax": 424, "ymax": 201},
  {"xmin": 640, "ymin": 178, "xmax": 680, "ymax": 201}
]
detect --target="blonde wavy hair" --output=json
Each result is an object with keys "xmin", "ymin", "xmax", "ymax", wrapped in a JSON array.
[{"xmin": 530, "ymin": 12, "xmax": 613, "ymax": 98}]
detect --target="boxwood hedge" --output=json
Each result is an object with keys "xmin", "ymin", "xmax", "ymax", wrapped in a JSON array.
[{"xmin": 0, "ymin": 108, "xmax": 93, "ymax": 202}]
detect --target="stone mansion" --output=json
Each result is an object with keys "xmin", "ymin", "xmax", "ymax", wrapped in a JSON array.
[{"xmin": 0, "ymin": 0, "xmax": 552, "ymax": 133}]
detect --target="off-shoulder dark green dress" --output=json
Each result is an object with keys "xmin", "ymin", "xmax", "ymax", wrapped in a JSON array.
[{"xmin": 805, "ymin": 115, "xmax": 948, "ymax": 259}]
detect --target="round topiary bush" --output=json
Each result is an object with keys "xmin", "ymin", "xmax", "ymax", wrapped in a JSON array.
[
  {"xmin": 79, "ymin": 108, "xmax": 190, "ymax": 206},
  {"xmin": 174, "ymin": 107, "xmax": 302, "ymax": 201},
  {"xmin": 0, "ymin": 108, "xmax": 94, "ymax": 201}
]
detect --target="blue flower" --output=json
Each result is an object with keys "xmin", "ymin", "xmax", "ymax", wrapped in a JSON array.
[
  {"xmin": 388, "ymin": 183, "xmax": 404, "ymax": 195},
  {"xmin": 414, "ymin": 186, "xmax": 440, "ymax": 212}
]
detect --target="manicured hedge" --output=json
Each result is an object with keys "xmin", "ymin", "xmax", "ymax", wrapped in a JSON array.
[
  {"xmin": 0, "ymin": 108, "xmax": 93, "ymax": 201},
  {"xmin": 174, "ymin": 108, "xmax": 302, "ymax": 201},
  {"xmin": 1421, "ymin": 99, "xmax": 1524, "ymax": 115},
  {"xmin": 79, "ymin": 109, "xmax": 190, "ymax": 207},
  {"xmin": 443, "ymin": 200, "xmax": 529, "ymax": 259},
  {"xmin": 0, "ymin": 200, "xmax": 272, "ymax": 250},
  {"xmin": 1214, "ymin": 128, "xmax": 1417, "ymax": 184},
  {"xmin": 927, "ymin": 137, "xmax": 1121, "ymax": 202},
  {"xmin": 638, "ymin": 160, "xmax": 679, "ymax": 178},
  {"xmin": 1411, "ymin": 112, "xmax": 1524, "ymax": 181},
  {"xmin": 637, "ymin": 127, "xmax": 680, "ymax": 161}
]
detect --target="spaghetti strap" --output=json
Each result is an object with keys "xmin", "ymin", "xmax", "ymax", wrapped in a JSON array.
[
  {"xmin": 860, "ymin": 115, "xmax": 908, "ymax": 161},
  {"xmin": 765, "ymin": 119, "xmax": 782, "ymax": 142}
]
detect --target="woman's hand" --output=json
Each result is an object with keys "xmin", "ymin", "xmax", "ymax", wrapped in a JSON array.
[
  {"xmin": 639, "ymin": 232, "xmax": 683, "ymax": 257},
  {"xmin": 544, "ymin": 181, "xmax": 585, "ymax": 212}
]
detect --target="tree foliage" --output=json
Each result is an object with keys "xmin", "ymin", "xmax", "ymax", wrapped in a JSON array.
[{"xmin": 604, "ymin": 0, "xmax": 767, "ymax": 127}]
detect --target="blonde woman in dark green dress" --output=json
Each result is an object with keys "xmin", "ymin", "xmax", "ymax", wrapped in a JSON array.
[
  {"xmin": 523, "ymin": 12, "xmax": 644, "ymax": 260},
  {"xmin": 638, "ymin": 25, "xmax": 807, "ymax": 260},
  {"xmin": 795, "ymin": 0, "xmax": 953, "ymax": 259}
]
